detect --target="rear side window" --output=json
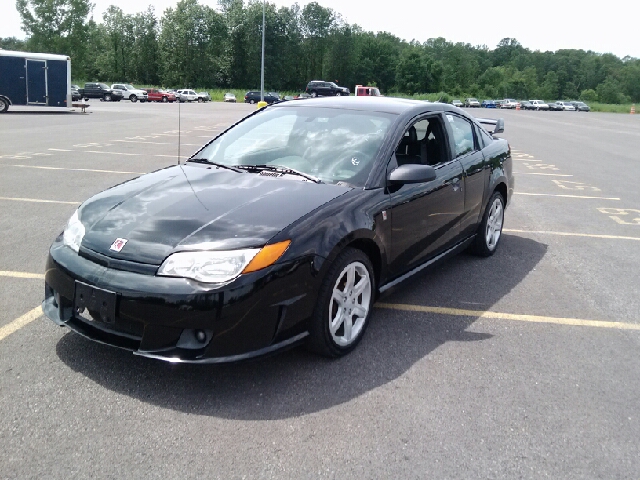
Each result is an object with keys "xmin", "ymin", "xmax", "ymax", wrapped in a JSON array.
[{"xmin": 446, "ymin": 114, "xmax": 477, "ymax": 157}]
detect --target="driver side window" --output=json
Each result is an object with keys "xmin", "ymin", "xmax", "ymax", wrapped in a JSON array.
[{"xmin": 394, "ymin": 116, "xmax": 448, "ymax": 167}]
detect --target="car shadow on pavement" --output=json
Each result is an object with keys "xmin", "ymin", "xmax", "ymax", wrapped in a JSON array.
[{"xmin": 56, "ymin": 234, "xmax": 547, "ymax": 419}]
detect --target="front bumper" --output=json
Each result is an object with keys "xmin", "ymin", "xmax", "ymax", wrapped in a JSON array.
[{"xmin": 43, "ymin": 240, "xmax": 322, "ymax": 363}]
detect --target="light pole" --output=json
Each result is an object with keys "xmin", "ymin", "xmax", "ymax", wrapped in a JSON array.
[{"xmin": 260, "ymin": 0, "xmax": 265, "ymax": 102}]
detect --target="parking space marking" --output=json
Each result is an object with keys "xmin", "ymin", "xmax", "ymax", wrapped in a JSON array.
[
  {"xmin": 597, "ymin": 208, "xmax": 640, "ymax": 226},
  {"xmin": 0, "ymin": 270, "xmax": 45, "ymax": 279},
  {"xmin": 7, "ymin": 164, "xmax": 143, "ymax": 175},
  {"xmin": 155, "ymin": 154, "xmax": 188, "ymax": 158},
  {"xmin": 86, "ymin": 150, "xmax": 142, "ymax": 156},
  {"xmin": 516, "ymin": 173, "xmax": 573, "ymax": 177},
  {"xmin": 114, "ymin": 140, "xmax": 171, "ymax": 145},
  {"xmin": 0, "ymin": 196, "xmax": 79, "ymax": 205},
  {"xmin": 0, "ymin": 306, "xmax": 42, "ymax": 342},
  {"xmin": 513, "ymin": 159, "xmax": 542, "ymax": 162},
  {"xmin": 552, "ymin": 180, "xmax": 601, "ymax": 191},
  {"xmin": 514, "ymin": 193, "xmax": 620, "ymax": 200},
  {"xmin": 503, "ymin": 229, "xmax": 640, "ymax": 241},
  {"xmin": 376, "ymin": 303, "xmax": 640, "ymax": 331},
  {"xmin": 48, "ymin": 148, "xmax": 72, "ymax": 152}
]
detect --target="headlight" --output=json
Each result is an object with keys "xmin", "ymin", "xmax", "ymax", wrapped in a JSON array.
[
  {"xmin": 63, "ymin": 209, "xmax": 85, "ymax": 252},
  {"xmin": 157, "ymin": 240, "xmax": 290, "ymax": 284}
]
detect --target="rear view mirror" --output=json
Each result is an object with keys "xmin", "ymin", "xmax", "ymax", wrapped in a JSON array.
[{"xmin": 388, "ymin": 164, "xmax": 437, "ymax": 185}]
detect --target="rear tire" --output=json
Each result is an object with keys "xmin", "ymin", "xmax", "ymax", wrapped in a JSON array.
[
  {"xmin": 310, "ymin": 91, "xmax": 317, "ymax": 98},
  {"xmin": 0, "ymin": 98, "xmax": 8, "ymax": 113},
  {"xmin": 470, "ymin": 191, "xmax": 505, "ymax": 257},
  {"xmin": 307, "ymin": 248, "xmax": 375, "ymax": 357},
  {"xmin": 249, "ymin": 99, "xmax": 255, "ymax": 104}
]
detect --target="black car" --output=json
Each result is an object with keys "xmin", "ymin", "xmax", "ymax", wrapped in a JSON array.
[
  {"xmin": 71, "ymin": 84, "xmax": 81, "ymax": 102},
  {"xmin": 43, "ymin": 97, "xmax": 513, "ymax": 363},
  {"xmin": 547, "ymin": 102, "xmax": 564, "ymax": 111},
  {"xmin": 305, "ymin": 80, "xmax": 350, "ymax": 97},
  {"xmin": 244, "ymin": 91, "xmax": 279, "ymax": 104},
  {"xmin": 520, "ymin": 101, "xmax": 534, "ymax": 110},
  {"xmin": 570, "ymin": 101, "xmax": 591, "ymax": 112}
]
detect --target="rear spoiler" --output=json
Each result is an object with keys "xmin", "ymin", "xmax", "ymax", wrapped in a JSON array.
[{"xmin": 476, "ymin": 117, "xmax": 504, "ymax": 134}]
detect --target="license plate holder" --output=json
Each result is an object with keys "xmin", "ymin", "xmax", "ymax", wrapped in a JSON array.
[{"xmin": 74, "ymin": 281, "xmax": 117, "ymax": 324}]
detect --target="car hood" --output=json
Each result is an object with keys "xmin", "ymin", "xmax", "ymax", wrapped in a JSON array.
[{"xmin": 78, "ymin": 165, "xmax": 350, "ymax": 265}]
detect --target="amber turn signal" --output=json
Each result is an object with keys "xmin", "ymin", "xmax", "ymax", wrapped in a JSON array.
[{"xmin": 242, "ymin": 240, "xmax": 291, "ymax": 274}]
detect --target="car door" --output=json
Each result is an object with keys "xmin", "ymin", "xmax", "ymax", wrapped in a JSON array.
[
  {"xmin": 444, "ymin": 113, "xmax": 489, "ymax": 238},
  {"xmin": 386, "ymin": 114, "xmax": 465, "ymax": 277}
]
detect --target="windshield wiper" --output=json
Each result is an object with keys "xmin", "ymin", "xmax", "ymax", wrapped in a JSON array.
[
  {"xmin": 187, "ymin": 158, "xmax": 243, "ymax": 173},
  {"xmin": 237, "ymin": 164, "xmax": 323, "ymax": 184}
]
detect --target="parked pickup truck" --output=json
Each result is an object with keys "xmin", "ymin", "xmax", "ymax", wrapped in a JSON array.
[
  {"xmin": 143, "ymin": 88, "xmax": 176, "ymax": 103},
  {"xmin": 78, "ymin": 83, "xmax": 123, "ymax": 102},
  {"xmin": 111, "ymin": 83, "xmax": 148, "ymax": 102}
]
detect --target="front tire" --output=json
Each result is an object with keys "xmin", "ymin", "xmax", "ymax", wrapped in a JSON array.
[
  {"xmin": 130, "ymin": 94, "xmax": 137, "ymax": 102},
  {"xmin": 162, "ymin": 96, "xmax": 168, "ymax": 103},
  {"xmin": 471, "ymin": 191, "xmax": 505, "ymax": 257},
  {"xmin": 104, "ymin": 94, "xmax": 112, "ymax": 102},
  {"xmin": 307, "ymin": 248, "xmax": 375, "ymax": 357}
]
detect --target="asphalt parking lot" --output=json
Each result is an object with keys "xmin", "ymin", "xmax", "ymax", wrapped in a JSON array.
[{"xmin": 1, "ymin": 101, "xmax": 639, "ymax": 479}]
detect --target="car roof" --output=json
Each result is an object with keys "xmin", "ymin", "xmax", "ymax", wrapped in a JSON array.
[{"xmin": 272, "ymin": 96, "xmax": 464, "ymax": 116}]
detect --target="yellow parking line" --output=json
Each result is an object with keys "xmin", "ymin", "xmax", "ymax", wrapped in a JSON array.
[
  {"xmin": 0, "ymin": 271, "xmax": 45, "ymax": 279},
  {"xmin": 514, "ymin": 193, "xmax": 620, "ymax": 200},
  {"xmin": 0, "ymin": 306, "xmax": 43, "ymax": 342},
  {"xmin": 7, "ymin": 164, "xmax": 143, "ymax": 175},
  {"xmin": 504, "ymin": 229, "xmax": 640, "ymax": 241},
  {"xmin": 376, "ymin": 303, "xmax": 640, "ymax": 331},
  {"xmin": 0, "ymin": 196, "xmax": 79, "ymax": 205}
]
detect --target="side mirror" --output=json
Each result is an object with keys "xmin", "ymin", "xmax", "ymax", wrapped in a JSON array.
[{"xmin": 388, "ymin": 163, "xmax": 437, "ymax": 185}]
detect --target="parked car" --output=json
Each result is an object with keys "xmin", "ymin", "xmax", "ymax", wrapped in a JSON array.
[
  {"xmin": 520, "ymin": 101, "xmax": 534, "ymax": 110},
  {"xmin": 244, "ymin": 91, "xmax": 279, "ymax": 104},
  {"xmin": 223, "ymin": 93, "xmax": 237, "ymax": 103},
  {"xmin": 176, "ymin": 89, "xmax": 198, "ymax": 102},
  {"xmin": 464, "ymin": 98, "xmax": 480, "ymax": 108},
  {"xmin": 295, "ymin": 93, "xmax": 311, "ymax": 100},
  {"xmin": 197, "ymin": 92, "xmax": 211, "ymax": 102},
  {"xmin": 305, "ymin": 80, "xmax": 350, "ymax": 97},
  {"xmin": 570, "ymin": 101, "xmax": 590, "ymax": 112},
  {"xmin": 78, "ymin": 83, "xmax": 123, "ymax": 102},
  {"xmin": 547, "ymin": 102, "xmax": 563, "ymax": 111},
  {"xmin": 529, "ymin": 100, "xmax": 549, "ymax": 111},
  {"xmin": 494, "ymin": 100, "xmax": 505, "ymax": 108},
  {"xmin": 111, "ymin": 84, "xmax": 148, "ymax": 103},
  {"xmin": 143, "ymin": 88, "xmax": 176, "ymax": 103},
  {"xmin": 42, "ymin": 96, "xmax": 513, "ymax": 363},
  {"xmin": 355, "ymin": 85, "xmax": 381, "ymax": 96},
  {"xmin": 451, "ymin": 99, "xmax": 463, "ymax": 107},
  {"xmin": 500, "ymin": 99, "xmax": 519, "ymax": 109},
  {"xmin": 481, "ymin": 100, "xmax": 496, "ymax": 108},
  {"xmin": 556, "ymin": 101, "xmax": 576, "ymax": 111},
  {"xmin": 71, "ymin": 84, "xmax": 81, "ymax": 102}
]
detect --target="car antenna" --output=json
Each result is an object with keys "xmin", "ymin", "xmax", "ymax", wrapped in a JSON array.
[{"xmin": 178, "ymin": 98, "xmax": 181, "ymax": 165}]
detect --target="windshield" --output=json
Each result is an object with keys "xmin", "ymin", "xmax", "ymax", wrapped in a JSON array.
[
  {"xmin": 194, "ymin": 106, "xmax": 396, "ymax": 187},
  {"xmin": 125, "ymin": 84, "xmax": 135, "ymax": 90}
]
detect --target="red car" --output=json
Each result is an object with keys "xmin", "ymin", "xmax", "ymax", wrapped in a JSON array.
[{"xmin": 143, "ymin": 89, "xmax": 176, "ymax": 103}]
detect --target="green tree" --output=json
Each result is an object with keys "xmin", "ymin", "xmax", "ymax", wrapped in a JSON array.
[
  {"xmin": 580, "ymin": 89, "xmax": 598, "ymax": 102},
  {"xmin": 16, "ymin": 0, "xmax": 93, "ymax": 77}
]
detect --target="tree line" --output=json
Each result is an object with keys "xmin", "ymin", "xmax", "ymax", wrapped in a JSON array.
[{"xmin": 4, "ymin": 0, "xmax": 640, "ymax": 103}]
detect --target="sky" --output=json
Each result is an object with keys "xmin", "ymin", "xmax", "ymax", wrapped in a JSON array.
[{"xmin": 3, "ymin": 0, "xmax": 639, "ymax": 59}]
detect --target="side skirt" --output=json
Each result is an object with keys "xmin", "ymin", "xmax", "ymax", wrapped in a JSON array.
[{"xmin": 378, "ymin": 235, "xmax": 476, "ymax": 294}]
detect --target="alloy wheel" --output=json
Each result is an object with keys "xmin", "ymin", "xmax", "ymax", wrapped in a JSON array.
[
  {"xmin": 328, "ymin": 261, "xmax": 372, "ymax": 347},
  {"xmin": 485, "ymin": 197, "xmax": 504, "ymax": 250}
]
